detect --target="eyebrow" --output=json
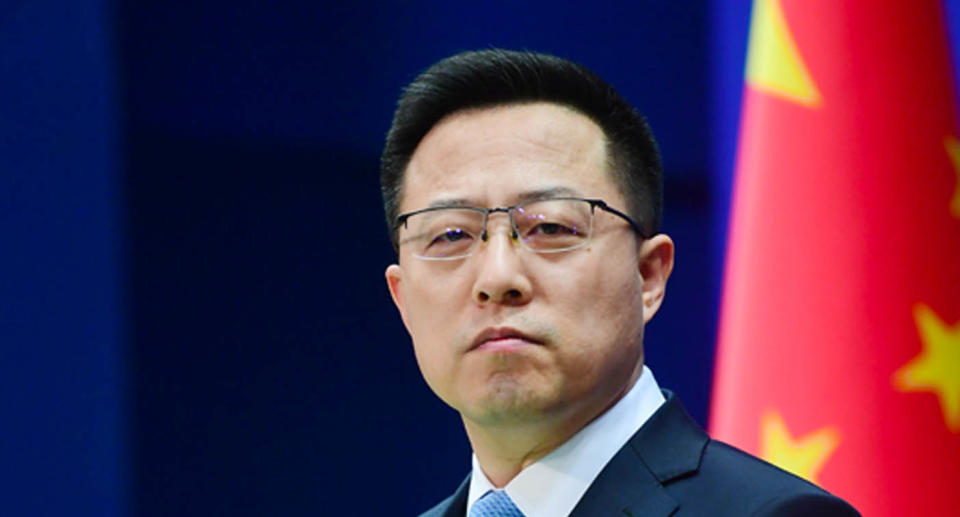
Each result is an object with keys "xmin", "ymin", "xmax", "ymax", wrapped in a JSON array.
[
  {"xmin": 425, "ymin": 186, "xmax": 583, "ymax": 209},
  {"xmin": 515, "ymin": 186, "xmax": 581, "ymax": 203},
  {"xmin": 426, "ymin": 197, "xmax": 474, "ymax": 209}
]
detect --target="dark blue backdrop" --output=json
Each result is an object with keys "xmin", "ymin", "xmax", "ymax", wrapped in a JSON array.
[{"xmin": 2, "ymin": 1, "xmax": 958, "ymax": 515}]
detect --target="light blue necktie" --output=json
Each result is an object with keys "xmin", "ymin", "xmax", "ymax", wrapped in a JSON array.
[{"xmin": 469, "ymin": 490, "xmax": 525, "ymax": 517}]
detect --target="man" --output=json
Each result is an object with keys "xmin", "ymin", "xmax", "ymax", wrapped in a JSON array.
[{"xmin": 381, "ymin": 49, "xmax": 859, "ymax": 517}]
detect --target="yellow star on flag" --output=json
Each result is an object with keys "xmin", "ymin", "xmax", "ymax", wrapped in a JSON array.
[
  {"xmin": 944, "ymin": 135, "xmax": 960, "ymax": 219},
  {"xmin": 760, "ymin": 411, "xmax": 839, "ymax": 485},
  {"xmin": 745, "ymin": 0, "xmax": 821, "ymax": 107},
  {"xmin": 893, "ymin": 303, "xmax": 960, "ymax": 432}
]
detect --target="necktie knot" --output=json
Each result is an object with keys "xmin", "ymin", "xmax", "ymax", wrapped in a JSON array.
[{"xmin": 469, "ymin": 490, "xmax": 525, "ymax": 517}]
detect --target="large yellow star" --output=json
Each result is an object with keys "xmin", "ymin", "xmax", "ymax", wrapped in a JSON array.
[
  {"xmin": 745, "ymin": 0, "xmax": 821, "ymax": 107},
  {"xmin": 893, "ymin": 304, "xmax": 960, "ymax": 432},
  {"xmin": 760, "ymin": 411, "xmax": 839, "ymax": 485},
  {"xmin": 944, "ymin": 135, "xmax": 960, "ymax": 219}
]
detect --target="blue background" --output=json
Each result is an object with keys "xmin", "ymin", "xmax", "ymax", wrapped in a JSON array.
[{"xmin": 2, "ymin": 1, "xmax": 958, "ymax": 515}]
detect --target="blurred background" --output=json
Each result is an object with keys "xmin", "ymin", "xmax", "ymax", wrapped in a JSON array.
[{"xmin": 2, "ymin": 1, "xmax": 958, "ymax": 515}]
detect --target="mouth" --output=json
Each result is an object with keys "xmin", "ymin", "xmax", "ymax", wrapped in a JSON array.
[{"xmin": 469, "ymin": 327, "xmax": 543, "ymax": 353}]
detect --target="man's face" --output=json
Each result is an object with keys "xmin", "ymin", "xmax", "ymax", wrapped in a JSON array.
[{"xmin": 385, "ymin": 102, "xmax": 672, "ymax": 432}]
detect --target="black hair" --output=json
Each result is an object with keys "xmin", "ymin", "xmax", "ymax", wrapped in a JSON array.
[{"xmin": 380, "ymin": 49, "xmax": 662, "ymax": 245}]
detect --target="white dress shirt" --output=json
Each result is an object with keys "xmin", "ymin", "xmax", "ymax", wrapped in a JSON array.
[{"xmin": 466, "ymin": 365, "xmax": 666, "ymax": 517}]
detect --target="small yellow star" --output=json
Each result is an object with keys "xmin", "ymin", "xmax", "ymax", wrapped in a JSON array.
[
  {"xmin": 760, "ymin": 411, "xmax": 839, "ymax": 485},
  {"xmin": 945, "ymin": 136, "xmax": 960, "ymax": 219},
  {"xmin": 893, "ymin": 303, "xmax": 960, "ymax": 432},
  {"xmin": 745, "ymin": 0, "xmax": 821, "ymax": 107}
]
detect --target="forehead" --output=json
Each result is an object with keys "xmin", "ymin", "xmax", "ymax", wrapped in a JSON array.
[{"xmin": 400, "ymin": 102, "xmax": 621, "ymax": 210}]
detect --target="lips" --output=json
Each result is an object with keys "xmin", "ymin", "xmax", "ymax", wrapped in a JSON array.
[{"xmin": 469, "ymin": 327, "xmax": 542, "ymax": 352}]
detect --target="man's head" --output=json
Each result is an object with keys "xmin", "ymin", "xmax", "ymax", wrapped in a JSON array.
[
  {"xmin": 381, "ymin": 50, "xmax": 674, "ymax": 440},
  {"xmin": 381, "ymin": 49, "xmax": 663, "ymax": 244}
]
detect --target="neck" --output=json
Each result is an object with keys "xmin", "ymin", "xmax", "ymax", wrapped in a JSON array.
[
  {"xmin": 463, "ymin": 365, "xmax": 644, "ymax": 487},
  {"xmin": 463, "ymin": 415, "xmax": 580, "ymax": 487}
]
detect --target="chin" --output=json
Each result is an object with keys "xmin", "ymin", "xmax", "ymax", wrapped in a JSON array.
[{"xmin": 460, "ymin": 378, "xmax": 564, "ymax": 426}]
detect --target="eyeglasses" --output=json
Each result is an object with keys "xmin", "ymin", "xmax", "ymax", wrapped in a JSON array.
[{"xmin": 395, "ymin": 197, "xmax": 647, "ymax": 261}]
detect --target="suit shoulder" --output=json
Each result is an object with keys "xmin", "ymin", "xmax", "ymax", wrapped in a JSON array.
[
  {"xmin": 701, "ymin": 439, "xmax": 823, "ymax": 492},
  {"xmin": 752, "ymin": 491, "xmax": 861, "ymax": 517},
  {"xmin": 669, "ymin": 439, "xmax": 859, "ymax": 516}
]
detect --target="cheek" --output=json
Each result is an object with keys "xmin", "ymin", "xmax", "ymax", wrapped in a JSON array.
[
  {"xmin": 400, "ymin": 277, "xmax": 467, "ymax": 397},
  {"xmin": 557, "ymin": 251, "xmax": 641, "ymax": 316},
  {"xmin": 401, "ymin": 270, "xmax": 459, "ymax": 330},
  {"xmin": 410, "ymin": 338, "xmax": 451, "ymax": 395},
  {"xmin": 552, "ymin": 253, "xmax": 645, "ymax": 358}
]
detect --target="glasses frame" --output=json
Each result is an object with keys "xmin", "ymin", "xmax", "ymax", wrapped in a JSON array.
[{"xmin": 394, "ymin": 197, "xmax": 648, "ymax": 260}]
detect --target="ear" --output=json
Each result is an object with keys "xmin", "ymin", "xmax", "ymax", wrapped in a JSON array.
[
  {"xmin": 385, "ymin": 264, "xmax": 411, "ymax": 332},
  {"xmin": 638, "ymin": 234, "xmax": 674, "ymax": 323}
]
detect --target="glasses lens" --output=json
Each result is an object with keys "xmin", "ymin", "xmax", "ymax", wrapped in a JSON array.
[
  {"xmin": 514, "ymin": 199, "xmax": 593, "ymax": 252},
  {"xmin": 401, "ymin": 208, "xmax": 484, "ymax": 259}
]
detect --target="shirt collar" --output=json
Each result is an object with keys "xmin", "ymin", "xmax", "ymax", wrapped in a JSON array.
[{"xmin": 466, "ymin": 365, "xmax": 666, "ymax": 517}]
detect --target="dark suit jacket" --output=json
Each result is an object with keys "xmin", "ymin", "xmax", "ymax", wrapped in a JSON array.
[{"xmin": 420, "ymin": 392, "xmax": 860, "ymax": 516}]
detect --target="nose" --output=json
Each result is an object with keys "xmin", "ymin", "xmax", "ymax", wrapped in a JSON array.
[{"xmin": 471, "ymin": 221, "xmax": 533, "ymax": 306}]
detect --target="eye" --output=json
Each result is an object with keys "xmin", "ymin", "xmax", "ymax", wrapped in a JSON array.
[
  {"xmin": 428, "ymin": 227, "xmax": 474, "ymax": 246},
  {"xmin": 529, "ymin": 222, "xmax": 580, "ymax": 236}
]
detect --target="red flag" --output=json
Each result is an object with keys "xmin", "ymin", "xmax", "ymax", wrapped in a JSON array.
[{"xmin": 710, "ymin": 1, "xmax": 960, "ymax": 515}]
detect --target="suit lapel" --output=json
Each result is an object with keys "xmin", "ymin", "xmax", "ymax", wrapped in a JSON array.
[
  {"xmin": 568, "ymin": 443, "xmax": 678, "ymax": 517},
  {"xmin": 569, "ymin": 391, "xmax": 709, "ymax": 517}
]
